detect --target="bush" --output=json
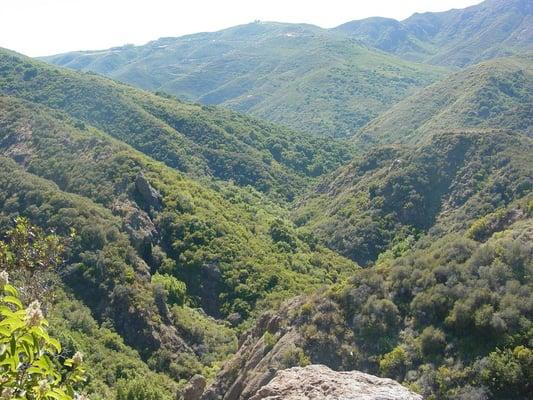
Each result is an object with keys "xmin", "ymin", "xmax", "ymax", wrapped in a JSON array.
[
  {"xmin": 0, "ymin": 272, "xmax": 85, "ymax": 399},
  {"xmin": 152, "ymin": 273, "xmax": 187, "ymax": 306},
  {"xmin": 419, "ymin": 326, "xmax": 446, "ymax": 358},
  {"xmin": 479, "ymin": 346, "xmax": 533, "ymax": 398},
  {"xmin": 380, "ymin": 346, "xmax": 408, "ymax": 379},
  {"xmin": 116, "ymin": 379, "xmax": 173, "ymax": 400}
]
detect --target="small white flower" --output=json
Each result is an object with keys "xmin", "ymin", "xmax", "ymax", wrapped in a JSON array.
[
  {"xmin": 72, "ymin": 351, "xmax": 84, "ymax": 366},
  {"xmin": 26, "ymin": 300, "xmax": 44, "ymax": 327},
  {"xmin": 0, "ymin": 388, "xmax": 15, "ymax": 399},
  {"xmin": 0, "ymin": 270, "xmax": 8, "ymax": 287},
  {"xmin": 38, "ymin": 378, "xmax": 49, "ymax": 392}
]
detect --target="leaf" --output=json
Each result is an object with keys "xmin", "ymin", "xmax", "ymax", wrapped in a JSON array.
[
  {"xmin": 47, "ymin": 337, "xmax": 61, "ymax": 353},
  {"xmin": 2, "ymin": 296, "xmax": 23, "ymax": 310},
  {"xmin": 3, "ymin": 284, "xmax": 18, "ymax": 296}
]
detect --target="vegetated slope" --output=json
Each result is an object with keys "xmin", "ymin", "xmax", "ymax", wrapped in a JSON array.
[
  {"xmin": 207, "ymin": 196, "xmax": 532, "ymax": 399},
  {"xmin": 335, "ymin": 0, "xmax": 533, "ymax": 67},
  {"xmin": 42, "ymin": 23, "xmax": 446, "ymax": 137},
  {"xmin": 0, "ymin": 48, "xmax": 353, "ymax": 201},
  {"xmin": 294, "ymin": 131, "xmax": 532, "ymax": 266},
  {"xmin": 353, "ymin": 55, "xmax": 533, "ymax": 147},
  {"xmin": 0, "ymin": 92, "xmax": 356, "ymax": 396}
]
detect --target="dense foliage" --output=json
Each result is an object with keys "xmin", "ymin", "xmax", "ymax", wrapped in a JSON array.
[
  {"xmin": 41, "ymin": 23, "xmax": 445, "ymax": 137},
  {"xmin": 0, "ymin": 48, "xmax": 353, "ymax": 200},
  {"xmin": 0, "ymin": 9, "xmax": 531, "ymax": 398},
  {"xmin": 295, "ymin": 131, "xmax": 532, "ymax": 265},
  {"xmin": 0, "ymin": 278, "xmax": 85, "ymax": 400},
  {"xmin": 0, "ymin": 49, "xmax": 357, "ymax": 396},
  {"xmin": 0, "ymin": 220, "xmax": 85, "ymax": 400},
  {"xmin": 289, "ymin": 199, "xmax": 532, "ymax": 399}
]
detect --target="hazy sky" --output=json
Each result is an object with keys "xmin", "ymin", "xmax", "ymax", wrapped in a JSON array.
[{"xmin": 3, "ymin": 0, "xmax": 483, "ymax": 57}]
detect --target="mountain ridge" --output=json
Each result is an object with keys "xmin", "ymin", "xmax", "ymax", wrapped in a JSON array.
[{"xmin": 42, "ymin": 23, "xmax": 446, "ymax": 137}]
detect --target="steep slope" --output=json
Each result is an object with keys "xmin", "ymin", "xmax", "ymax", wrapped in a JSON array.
[
  {"xmin": 0, "ymin": 48, "xmax": 352, "ymax": 200},
  {"xmin": 0, "ymin": 81, "xmax": 357, "ymax": 397},
  {"xmin": 335, "ymin": 0, "xmax": 533, "ymax": 67},
  {"xmin": 42, "ymin": 23, "xmax": 446, "ymax": 137},
  {"xmin": 353, "ymin": 55, "xmax": 533, "ymax": 147},
  {"xmin": 334, "ymin": 17, "xmax": 432, "ymax": 61},
  {"xmin": 295, "ymin": 131, "xmax": 532, "ymax": 265},
  {"xmin": 0, "ymin": 91, "xmax": 356, "ymax": 320},
  {"xmin": 204, "ymin": 199, "xmax": 532, "ymax": 399}
]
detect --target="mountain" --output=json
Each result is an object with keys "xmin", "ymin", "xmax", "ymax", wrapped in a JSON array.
[
  {"xmin": 0, "ymin": 48, "xmax": 353, "ymax": 201},
  {"xmin": 204, "ymin": 196, "xmax": 532, "ymax": 399},
  {"xmin": 42, "ymin": 23, "xmax": 446, "ymax": 137},
  {"xmin": 354, "ymin": 55, "xmax": 533, "ymax": 147},
  {"xmin": 334, "ymin": 17, "xmax": 431, "ymax": 60},
  {"xmin": 1, "ymin": 2, "xmax": 532, "ymax": 398},
  {"xmin": 0, "ymin": 49, "xmax": 357, "ymax": 398},
  {"xmin": 295, "ymin": 130, "xmax": 532, "ymax": 265},
  {"xmin": 335, "ymin": 0, "xmax": 533, "ymax": 66}
]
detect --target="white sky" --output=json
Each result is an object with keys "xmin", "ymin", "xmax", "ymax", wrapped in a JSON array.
[{"xmin": 2, "ymin": 0, "xmax": 483, "ymax": 57}]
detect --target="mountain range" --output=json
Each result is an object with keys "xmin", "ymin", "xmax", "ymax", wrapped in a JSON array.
[
  {"xmin": 43, "ymin": 0, "xmax": 532, "ymax": 138},
  {"xmin": 1, "ymin": 0, "xmax": 532, "ymax": 399}
]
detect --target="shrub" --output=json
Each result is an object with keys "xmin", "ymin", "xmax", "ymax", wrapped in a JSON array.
[
  {"xmin": 0, "ymin": 272, "xmax": 85, "ymax": 399},
  {"xmin": 380, "ymin": 346, "xmax": 408, "ymax": 379},
  {"xmin": 418, "ymin": 326, "xmax": 446, "ymax": 358}
]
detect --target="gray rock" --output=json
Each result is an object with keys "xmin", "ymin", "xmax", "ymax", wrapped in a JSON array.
[
  {"xmin": 135, "ymin": 172, "xmax": 162, "ymax": 211},
  {"xmin": 250, "ymin": 365, "xmax": 423, "ymax": 400},
  {"xmin": 112, "ymin": 200, "xmax": 157, "ymax": 258},
  {"xmin": 183, "ymin": 375, "xmax": 207, "ymax": 400}
]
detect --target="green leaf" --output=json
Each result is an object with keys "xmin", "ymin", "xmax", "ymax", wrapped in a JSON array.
[
  {"xmin": 2, "ymin": 296, "xmax": 23, "ymax": 310},
  {"xmin": 3, "ymin": 284, "xmax": 18, "ymax": 297}
]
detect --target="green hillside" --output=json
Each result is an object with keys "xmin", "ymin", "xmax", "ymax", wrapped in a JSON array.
[
  {"xmin": 1, "ymin": 2, "xmax": 532, "ymax": 398},
  {"xmin": 0, "ymin": 61, "xmax": 357, "ymax": 397},
  {"xmin": 42, "ymin": 23, "xmax": 446, "ymax": 137},
  {"xmin": 335, "ymin": 0, "xmax": 532, "ymax": 66},
  {"xmin": 252, "ymin": 197, "xmax": 533, "ymax": 399},
  {"xmin": 295, "ymin": 130, "xmax": 532, "ymax": 265},
  {"xmin": 354, "ymin": 55, "xmax": 532, "ymax": 147},
  {"xmin": 0, "ymin": 48, "xmax": 353, "ymax": 201}
]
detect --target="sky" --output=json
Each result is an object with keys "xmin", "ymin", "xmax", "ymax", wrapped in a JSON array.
[{"xmin": 2, "ymin": 0, "xmax": 483, "ymax": 57}]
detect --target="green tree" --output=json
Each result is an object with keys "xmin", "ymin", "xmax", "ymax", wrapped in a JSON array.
[{"xmin": 0, "ymin": 271, "xmax": 85, "ymax": 399}]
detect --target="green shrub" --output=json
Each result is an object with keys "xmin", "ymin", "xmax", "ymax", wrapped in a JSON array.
[
  {"xmin": 152, "ymin": 273, "xmax": 187, "ymax": 306},
  {"xmin": 380, "ymin": 346, "xmax": 408, "ymax": 379},
  {"xmin": 0, "ymin": 272, "xmax": 85, "ymax": 399}
]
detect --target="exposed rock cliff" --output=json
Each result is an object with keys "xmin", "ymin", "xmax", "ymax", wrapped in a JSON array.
[{"xmin": 197, "ymin": 296, "xmax": 420, "ymax": 399}]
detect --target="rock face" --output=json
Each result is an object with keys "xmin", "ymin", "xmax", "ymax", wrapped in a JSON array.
[
  {"xmin": 250, "ymin": 365, "xmax": 423, "ymax": 400},
  {"xmin": 135, "ymin": 172, "xmax": 162, "ymax": 211},
  {"xmin": 201, "ymin": 297, "xmax": 421, "ymax": 400},
  {"xmin": 112, "ymin": 200, "xmax": 158, "ymax": 260},
  {"xmin": 201, "ymin": 297, "xmax": 307, "ymax": 400},
  {"xmin": 183, "ymin": 375, "xmax": 207, "ymax": 400}
]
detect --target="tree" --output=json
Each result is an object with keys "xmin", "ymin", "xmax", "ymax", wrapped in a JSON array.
[
  {"xmin": 0, "ymin": 218, "xmax": 85, "ymax": 399},
  {"xmin": 0, "ymin": 271, "xmax": 85, "ymax": 399}
]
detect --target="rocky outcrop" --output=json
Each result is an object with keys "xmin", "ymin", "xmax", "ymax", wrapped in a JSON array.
[
  {"xmin": 135, "ymin": 172, "xmax": 162, "ymax": 211},
  {"xmin": 200, "ymin": 295, "xmax": 421, "ymax": 400},
  {"xmin": 250, "ymin": 365, "xmax": 422, "ymax": 400},
  {"xmin": 201, "ymin": 297, "xmax": 307, "ymax": 400},
  {"xmin": 183, "ymin": 375, "xmax": 207, "ymax": 400},
  {"xmin": 112, "ymin": 200, "xmax": 158, "ymax": 260}
]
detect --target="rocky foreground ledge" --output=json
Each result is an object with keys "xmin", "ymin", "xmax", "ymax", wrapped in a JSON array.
[
  {"xmin": 249, "ymin": 364, "xmax": 422, "ymax": 400},
  {"xmin": 184, "ymin": 364, "xmax": 421, "ymax": 400}
]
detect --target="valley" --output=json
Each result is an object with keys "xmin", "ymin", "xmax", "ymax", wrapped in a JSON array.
[{"xmin": 0, "ymin": 0, "xmax": 531, "ymax": 399}]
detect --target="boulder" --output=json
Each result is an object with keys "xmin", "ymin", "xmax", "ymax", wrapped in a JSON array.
[
  {"xmin": 250, "ymin": 364, "xmax": 422, "ymax": 400},
  {"xmin": 183, "ymin": 375, "xmax": 207, "ymax": 400},
  {"xmin": 135, "ymin": 172, "xmax": 162, "ymax": 211}
]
